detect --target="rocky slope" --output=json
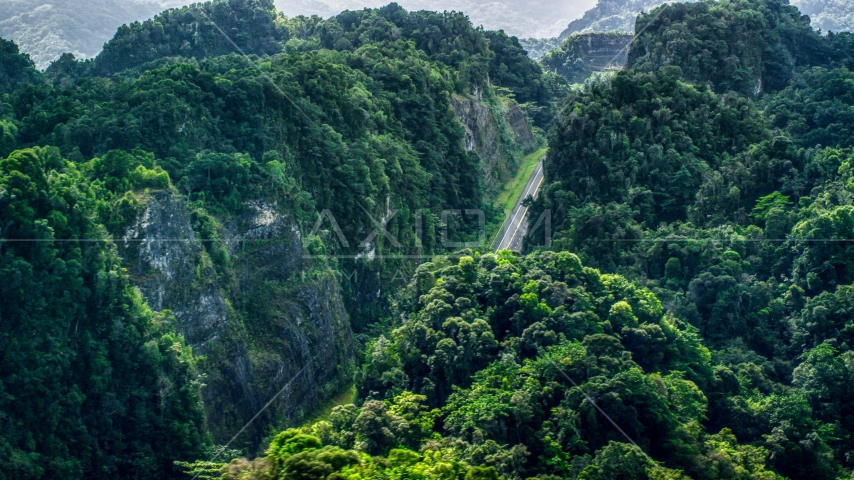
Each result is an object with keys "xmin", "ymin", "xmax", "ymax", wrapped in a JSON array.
[
  {"xmin": 558, "ymin": 0, "xmax": 697, "ymax": 39},
  {"xmin": 542, "ymin": 32, "xmax": 634, "ymax": 83},
  {"xmin": 120, "ymin": 191, "xmax": 354, "ymax": 451},
  {"xmin": 451, "ymin": 92, "xmax": 538, "ymax": 197}
]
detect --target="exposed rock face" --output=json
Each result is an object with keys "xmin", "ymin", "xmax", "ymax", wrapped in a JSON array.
[
  {"xmin": 121, "ymin": 191, "xmax": 354, "ymax": 452},
  {"xmin": 451, "ymin": 94, "xmax": 537, "ymax": 194},
  {"xmin": 542, "ymin": 33, "xmax": 634, "ymax": 83},
  {"xmin": 559, "ymin": 0, "xmax": 698, "ymax": 39},
  {"xmin": 122, "ymin": 191, "xmax": 227, "ymax": 350},
  {"xmin": 503, "ymin": 101, "xmax": 537, "ymax": 150}
]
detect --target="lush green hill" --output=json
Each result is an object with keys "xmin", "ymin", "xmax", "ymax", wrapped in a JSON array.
[
  {"xmin": 209, "ymin": 250, "xmax": 797, "ymax": 479},
  {"xmin": 90, "ymin": 0, "xmax": 285, "ymax": 76},
  {"xmin": 0, "ymin": 37, "xmax": 42, "ymax": 95},
  {"xmin": 3, "ymin": 0, "xmax": 854, "ymax": 478},
  {"xmin": 0, "ymin": 0, "xmax": 556, "ymax": 470},
  {"xmin": 0, "ymin": 147, "xmax": 207, "ymax": 479},
  {"xmin": 627, "ymin": 0, "xmax": 854, "ymax": 96},
  {"xmin": 524, "ymin": 2, "xmax": 854, "ymax": 475}
]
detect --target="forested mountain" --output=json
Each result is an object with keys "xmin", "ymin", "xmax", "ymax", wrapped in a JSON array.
[
  {"xmin": 0, "ymin": 0, "xmax": 555, "ymax": 476},
  {"xmin": 520, "ymin": 0, "xmax": 854, "ymax": 477},
  {"xmin": 2, "ymin": 0, "xmax": 854, "ymax": 478},
  {"xmin": 204, "ymin": 0, "xmax": 854, "ymax": 478},
  {"xmin": 0, "ymin": 147, "xmax": 208, "ymax": 478},
  {"xmin": 556, "ymin": 0, "xmax": 853, "ymax": 45},
  {"xmin": 0, "ymin": 0, "xmax": 594, "ymax": 69},
  {"xmin": 627, "ymin": 0, "xmax": 854, "ymax": 96},
  {"xmin": 0, "ymin": 38, "xmax": 42, "ymax": 94}
]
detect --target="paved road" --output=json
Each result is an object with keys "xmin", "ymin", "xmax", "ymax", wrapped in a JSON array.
[{"xmin": 494, "ymin": 158, "xmax": 545, "ymax": 252}]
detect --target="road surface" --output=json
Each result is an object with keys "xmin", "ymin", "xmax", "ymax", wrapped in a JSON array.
[{"xmin": 494, "ymin": 158, "xmax": 545, "ymax": 252}]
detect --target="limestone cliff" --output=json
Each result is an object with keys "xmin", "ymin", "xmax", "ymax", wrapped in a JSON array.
[
  {"xmin": 542, "ymin": 33, "xmax": 634, "ymax": 83},
  {"xmin": 120, "ymin": 191, "xmax": 354, "ymax": 452},
  {"xmin": 451, "ymin": 93, "xmax": 537, "ymax": 196},
  {"xmin": 123, "ymin": 191, "xmax": 228, "ymax": 350}
]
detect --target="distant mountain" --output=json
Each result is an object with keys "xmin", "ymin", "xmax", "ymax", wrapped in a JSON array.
[
  {"xmin": 517, "ymin": 37, "xmax": 561, "ymax": 61},
  {"xmin": 0, "ymin": 0, "xmax": 600, "ymax": 69},
  {"xmin": 0, "ymin": 0, "xmax": 191, "ymax": 69},
  {"xmin": 558, "ymin": 0, "xmax": 852, "ymax": 40},
  {"xmin": 541, "ymin": 32, "xmax": 633, "ymax": 82},
  {"xmin": 792, "ymin": 0, "xmax": 854, "ymax": 33},
  {"xmin": 558, "ymin": 0, "xmax": 694, "ymax": 40}
]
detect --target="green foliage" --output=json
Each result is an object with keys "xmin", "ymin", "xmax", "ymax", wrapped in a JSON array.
[
  {"xmin": 4, "ymin": 1, "xmax": 854, "ymax": 479},
  {"xmin": 628, "ymin": 0, "xmax": 854, "ymax": 96},
  {"xmin": 538, "ymin": 68, "xmax": 771, "ymax": 232},
  {"xmin": 306, "ymin": 252, "xmax": 719, "ymax": 478},
  {"xmin": 0, "ymin": 37, "xmax": 42, "ymax": 95},
  {"xmin": 221, "ymin": 429, "xmax": 479, "ymax": 479},
  {"xmin": 0, "ymin": 147, "xmax": 207, "ymax": 479},
  {"xmin": 766, "ymin": 67, "xmax": 854, "ymax": 149},
  {"xmin": 529, "ymin": 5, "xmax": 854, "ymax": 476},
  {"xmin": 226, "ymin": 249, "xmax": 801, "ymax": 478},
  {"xmin": 0, "ymin": 1, "xmax": 568, "ymax": 463},
  {"xmin": 92, "ymin": 0, "xmax": 285, "ymax": 76},
  {"xmin": 750, "ymin": 192, "xmax": 792, "ymax": 221}
]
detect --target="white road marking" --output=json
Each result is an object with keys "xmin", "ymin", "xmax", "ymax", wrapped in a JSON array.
[{"xmin": 496, "ymin": 160, "xmax": 545, "ymax": 251}]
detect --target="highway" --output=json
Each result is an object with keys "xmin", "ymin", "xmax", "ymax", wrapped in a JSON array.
[{"xmin": 494, "ymin": 157, "xmax": 545, "ymax": 252}]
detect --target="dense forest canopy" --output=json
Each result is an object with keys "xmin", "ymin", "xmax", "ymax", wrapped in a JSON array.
[
  {"xmin": 521, "ymin": 0, "xmax": 854, "ymax": 477},
  {"xmin": 627, "ymin": 0, "xmax": 854, "ymax": 95},
  {"xmin": 1, "ymin": 0, "xmax": 854, "ymax": 478},
  {"xmin": 0, "ymin": 147, "xmax": 207, "ymax": 479},
  {"xmin": 0, "ymin": 0, "xmax": 555, "ymax": 476},
  {"xmin": 0, "ymin": 38, "xmax": 42, "ymax": 95}
]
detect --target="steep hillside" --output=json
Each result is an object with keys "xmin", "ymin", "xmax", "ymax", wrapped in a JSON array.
[
  {"xmin": 0, "ymin": 147, "xmax": 207, "ymax": 479},
  {"xmin": 525, "ymin": 4, "xmax": 854, "ymax": 474},
  {"xmin": 0, "ymin": 0, "xmax": 555, "ymax": 468}
]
